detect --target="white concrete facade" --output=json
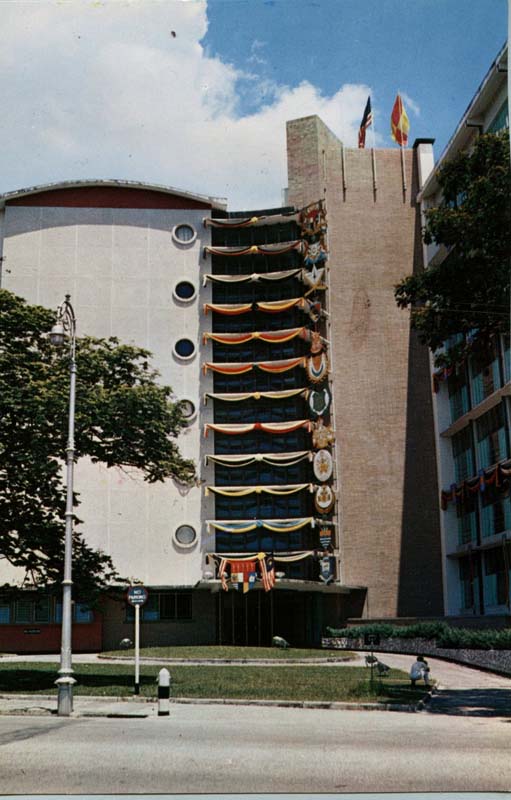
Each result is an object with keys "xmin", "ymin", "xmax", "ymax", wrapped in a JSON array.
[{"xmin": 0, "ymin": 187, "xmax": 220, "ymax": 590}]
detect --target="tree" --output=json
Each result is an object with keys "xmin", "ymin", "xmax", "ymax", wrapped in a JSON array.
[
  {"xmin": 0, "ymin": 289, "xmax": 196, "ymax": 598},
  {"xmin": 395, "ymin": 131, "xmax": 511, "ymax": 366}
]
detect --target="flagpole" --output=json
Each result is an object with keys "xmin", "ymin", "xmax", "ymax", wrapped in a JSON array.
[
  {"xmin": 397, "ymin": 89, "xmax": 407, "ymax": 199},
  {"xmin": 371, "ymin": 102, "xmax": 377, "ymax": 199}
]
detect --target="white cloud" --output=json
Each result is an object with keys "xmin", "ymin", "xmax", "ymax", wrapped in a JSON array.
[
  {"xmin": 0, "ymin": 0, "xmax": 373, "ymax": 209},
  {"xmin": 401, "ymin": 92, "xmax": 421, "ymax": 117}
]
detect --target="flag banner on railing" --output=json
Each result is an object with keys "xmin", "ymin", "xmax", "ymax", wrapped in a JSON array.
[
  {"xmin": 207, "ymin": 517, "xmax": 315, "ymax": 533},
  {"xmin": 204, "ymin": 388, "xmax": 309, "ymax": 404},
  {"xmin": 205, "ymin": 451, "xmax": 313, "ymax": 468},
  {"xmin": 204, "ymin": 241, "xmax": 302, "ymax": 257},
  {"xmin": 203, "ymin": 356, "xmax": 306, "ymax": 376},
  {"xmin": 203, "ymin": 327, "xmax": 308, "ymax": 345},
  {"xmin": 205, "ymin": 483, "xmax": 313, "ymax": 497},
  {"xmin": 203, "ymin": 268, "xmax": 302, "ymax": 286},
  {"xmin": 204, "ymin": 212, "xmax": 299, "ymax": 228},
  {"xmin": 204, "ymin": 420, "xmax": 312, "ymax": 437}
]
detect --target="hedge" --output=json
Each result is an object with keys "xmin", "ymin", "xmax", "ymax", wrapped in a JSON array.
[{"xmin": 325, "ymin": 622, "xmax": 511, "ymax": 650}]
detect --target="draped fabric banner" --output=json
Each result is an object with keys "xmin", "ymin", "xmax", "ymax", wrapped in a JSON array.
[
  {"xmin": 203, "ymin": 356, "xmax": 306, "ymax": 376},
  {"xmin": 203, "ymin": 297, "xmax": 323, "ymax": 318},
  {"xmin": 441, "ymin": 457, "xmax": 511, "ymax": 509},
  {"xmin": 204, "ymin": 241, "xmax": 302, "ymax": 257},
  {"xmin": 205, "ymin": 483, "xmax": 313, "ymax": 497},
  {"xmin": 203, "ymin": 327, "xmax": 308, "ymax": 346},
  {"xmin": 204, "ymin": 420, "xmax": 312, "ymax": 437},
  {"xmin": 204, "ymin": 388, "xmax": 309, "ymax": 404},
  {"xmin": 209, "ymin": 550, "xmax": 316, "ymax": 561},
  {"xmin": 205, "ymin": 451, "xmax": 313, "ymax": 468},
  {"xmin": 203, "ymin": 302, "xmax": 253, "ymax": 316},
  {"xmin": 204, "ymin": 212, "xmax": 299, "ymax": 228},
  {"xmin": 203, "ymin": 268, "xmax": 302, "ymax": 286},
  {"xmin": 208, "ymin": 517, "xmax": 315, "ymax": 533},
  {"xmin": 433, "ymin": 366, "xmax": 454, "ymax": 393}
]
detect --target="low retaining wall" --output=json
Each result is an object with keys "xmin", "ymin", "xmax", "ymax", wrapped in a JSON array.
[{"xmin": 322, "ymin": 637, "xmax": 511, "ymax": 677}]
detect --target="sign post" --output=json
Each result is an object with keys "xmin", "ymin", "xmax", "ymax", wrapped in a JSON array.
[{"xmin": 127, "ymin": 586, "xmax": 148, "ymax": 695}]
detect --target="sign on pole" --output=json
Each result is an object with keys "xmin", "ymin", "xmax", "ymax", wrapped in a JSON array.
[{"xmin": 127, "ymin": 586, "xmax": 148, "ymax": 695}]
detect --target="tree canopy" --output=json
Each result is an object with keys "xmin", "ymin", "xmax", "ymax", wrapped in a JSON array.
[
  {"xmin": 0, "ymin": 289, "xmax": 196, "ymax": 597},
  {"xmin": 395, "ymin": 131, "xmax": 511, "ymax": 366}
]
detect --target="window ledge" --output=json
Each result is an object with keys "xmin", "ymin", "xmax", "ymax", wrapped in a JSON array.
[{"xmin": 441, "ymin": 381, "xmax": 511, "ymax": 437}]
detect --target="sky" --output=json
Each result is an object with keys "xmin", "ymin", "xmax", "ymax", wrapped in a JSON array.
[{"xmin": 0, "ymin": 0, "xmax": 507, "ymax": 210}]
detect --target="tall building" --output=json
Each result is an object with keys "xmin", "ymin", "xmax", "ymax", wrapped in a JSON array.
[
  {"xmin": 422, "ymin": 44, "xmax": 510, "ymax": 619},
  {"xmin": 0, "ymin": 114, "xmax": 444, "ymax": 652}
]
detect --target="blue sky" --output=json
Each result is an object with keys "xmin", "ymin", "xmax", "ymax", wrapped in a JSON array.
[
  {"xmin": 0, "ymin": 0, "xmax": 507, "ymax": 208},
  {"xmin": 203, "ymin": 0, "xmax": 507, "ymax": 157}
]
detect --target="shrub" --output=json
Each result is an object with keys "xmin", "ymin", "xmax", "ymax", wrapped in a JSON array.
[{"xmin": 325, "ymin": 622, "xmax": 511, "ymax": 650}]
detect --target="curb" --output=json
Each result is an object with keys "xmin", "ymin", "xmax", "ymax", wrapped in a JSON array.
[
  {"xmin": 96, "ymin": 656, "xmax": 356, "ymax": 665},
  {"xmin": 0, "ymin": 693, "xmax": 424, "ymax": 716}
]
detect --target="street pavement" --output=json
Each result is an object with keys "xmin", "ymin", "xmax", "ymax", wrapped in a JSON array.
[{"xmin": 0, "ymin": 700, "xmax": 510, "ymax": 792}]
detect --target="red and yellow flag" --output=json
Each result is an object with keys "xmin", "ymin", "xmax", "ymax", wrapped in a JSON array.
[{"xmin": 390, "ymin": 94, "xmax": 410, "ymax": 147}]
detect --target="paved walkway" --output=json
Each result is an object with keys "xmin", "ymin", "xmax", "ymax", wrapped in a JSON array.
[
  {"xmin": 369, "ymin": 651, "xmax": 511, "ymax": 717},
  {"xmin": 0, "ymin": 650, "xmax": 509, "ymax": 717}
]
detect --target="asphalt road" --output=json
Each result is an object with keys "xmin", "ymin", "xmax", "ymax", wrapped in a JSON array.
[{"xmin": 1, "ymin": 702, "xmax": 510, "ymax": 793}]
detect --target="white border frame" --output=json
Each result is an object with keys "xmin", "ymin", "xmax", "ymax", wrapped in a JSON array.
[
  {"xmin": 171, "ymin": 223, "xmax": 197, "ymax": 246},
  {"xmin": 173, "ymin": 524, "xmax": 198, "ymax": 549},
  {"xmin": 173, "ymin": 338, "xmax": 196, "ymax": 361},
  {"xmin": 172, "ymin": 279, "xmax": 197, "ymax": 304}
]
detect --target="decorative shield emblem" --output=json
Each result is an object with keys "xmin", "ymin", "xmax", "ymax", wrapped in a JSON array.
[
  {"xmin": 308, "ymin": 387, "xmax": 331, "ymax": 417},
  {"xmin": 319, "ymin": 555, "xmax": 334, "ymax": 584},
  {"xmin": 303, "ymin": 239, "xmax": 327, "ymax": 266},
  {"xmin": 312, "ymin": 418, "xmax": 335, "ymax": 449},
  {"xmin": 300, "ymin": 203, "xmax": 327, "ymax": 237},
  {"xmin": 302, "ymin": 265, "xmax": 325, "ymax": 290},
  {"xmin": 313, "ymin": 449, "xmax": 333, "ymax": 482},
  {"xmin": 306, "ymin": 352, "xmax": 329, "ymax": 384},
  {"xmin": 314, "ymin": 484, "xmax": 335, "ymax": 513},
  {"xmin": 319, "ymin": 527, "xmax": 333, "ymax": 550},
  {"xmin": 310, "ymin": 330, "xmax": 323, "ymax": 354}
]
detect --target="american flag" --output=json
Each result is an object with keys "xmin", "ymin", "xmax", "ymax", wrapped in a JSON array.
[
  {"xmin": 358, "ymin": 96, "xmax": 373, "ymax": 149},
  {"xmin": 260, "ymin": 555, "xmax": 276, "ymax": 591}
]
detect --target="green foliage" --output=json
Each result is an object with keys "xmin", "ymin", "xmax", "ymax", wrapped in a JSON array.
[
  {"xmin": 326, "ymin": 622, "xmax": 511, "ymax": 650},
  {"xmin": 395, "ymin": 132, "xmax": 511, "ymax": 366},
  {"xmin": 0, "ymin": 289, "xmax": 196, "ymax": 597}
]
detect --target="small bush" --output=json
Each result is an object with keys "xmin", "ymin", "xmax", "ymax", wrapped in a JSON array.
[{"xmin": 325, "ymin": 622, "xmax": 511, "ymax": 650}]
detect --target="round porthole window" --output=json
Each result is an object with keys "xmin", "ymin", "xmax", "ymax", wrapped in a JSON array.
[
  {"xmin": 180, "ymin": 399, "xmax": 196, "ymax": 420},
  {"xmin": 173, "ymin": 280, "xmax": 196, "ymax": 302},
  {"xmin": 174, "ymin": 338, "xmax": 196, "ymax": 360},
  {"xmin": 172, "ymin": 224, "xmax": 196, "ymax": 245},
  {"xmin": 174, "ymin": 524, "xmax": 197, "ymax": 548}
]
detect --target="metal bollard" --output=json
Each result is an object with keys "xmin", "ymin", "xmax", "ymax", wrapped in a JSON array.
[{"xmin": 157, "ymin": 668, "xmax": 170, "ymax": 716}]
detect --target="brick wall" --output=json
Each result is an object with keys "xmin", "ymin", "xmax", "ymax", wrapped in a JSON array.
[{"xmin": 287, "ymin": 116, "xmax": 443, "ymax": 620}]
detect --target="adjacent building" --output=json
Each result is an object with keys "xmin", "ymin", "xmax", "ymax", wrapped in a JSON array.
[
  {"xmin": 0, "ymin": 109, "xmax": 446, "ymax": 650},
  {"xmin": 423, "ymin": 43, "xmax": 510, "ymax": 619}
]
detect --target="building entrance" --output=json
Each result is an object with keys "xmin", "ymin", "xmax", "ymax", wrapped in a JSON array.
[{"xmin": 218, "ymin": 590, "xmax": 321, "ymax": 647}]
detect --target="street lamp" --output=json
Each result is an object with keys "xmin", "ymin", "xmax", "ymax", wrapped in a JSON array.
[{"xmin": 50, "ymin": 295, "xmax": 77, "ymax": 716}]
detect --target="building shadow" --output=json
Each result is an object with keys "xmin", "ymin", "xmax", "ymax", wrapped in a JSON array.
[
  {"xmin": 428, "ymin": 687, "xmax": 511, "ymax": 717},
  {"xmin": 397, "ymin": 150, "xmax": 444, "ymax": 617}
]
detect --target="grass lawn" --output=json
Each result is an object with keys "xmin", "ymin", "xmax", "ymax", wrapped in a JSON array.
[
  {"xmin": 0, "ymin": 661, "xmax": 425, "ymax": 704},
  {"xmin": 100, "ymin": 645, "xmax": 356, "ymax": 660}
]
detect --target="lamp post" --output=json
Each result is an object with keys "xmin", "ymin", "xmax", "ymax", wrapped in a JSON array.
[{"xmin": 50, "ymin": 294, "xmax": 77, "ymax": 716}]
